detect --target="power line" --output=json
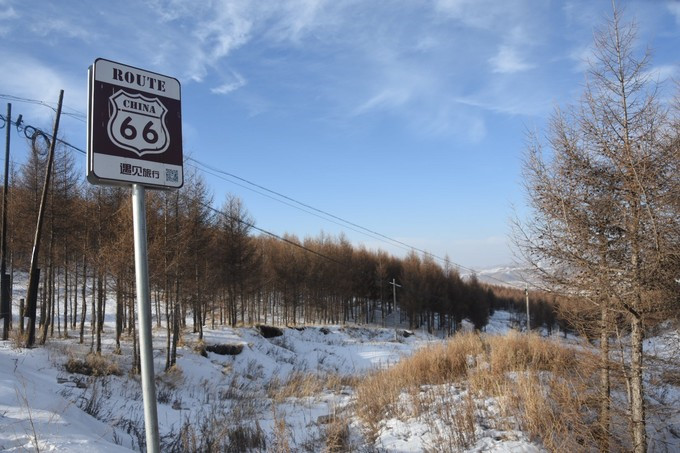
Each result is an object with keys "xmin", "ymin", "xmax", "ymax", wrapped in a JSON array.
[
  {"xmin": 185, "ymin": 160, "xmax": 418, "ymax": 254},
  {"xmin": 198, "ymin": 199, "xmax": 346, "ymax": 267},
  {"xmin": 1, "ymin": 103, "xmax": 526, "ymax": 290},
  {"xmin": 0, "ymin": 94, "xmax": 86, "ymax": 122},
  {"xmin": 0, "ymin": 112, "xmax": 85, "ymax": 155},
  {"xmin": 187, "ymin": 156, "xmax": 525, "ymax": 289}
]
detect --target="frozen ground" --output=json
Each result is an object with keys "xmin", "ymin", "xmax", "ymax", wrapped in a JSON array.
[
  {"xmin": 0, "ymin": 308, "xmax": 545, "ymax": 451},
  {"xmin": 0, "ymin": 278, "xmax": 678, "ymax": 451}
]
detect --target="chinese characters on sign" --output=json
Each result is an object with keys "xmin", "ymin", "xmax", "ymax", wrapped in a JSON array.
[{"xmin": 120, "ymin": 163, "xmax": 160, "ymax": 179}]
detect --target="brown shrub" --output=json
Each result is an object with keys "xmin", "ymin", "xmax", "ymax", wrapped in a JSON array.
[
  {"xmin": 206, "ymin": 343, "xmax": 244, "ymax": 355},
  {"xmin": 256, "ymin": 325, "xmax": 283, "ymax": 338},
  {"xmin": 65, "ymin": 353, "xmax": 121, "ymax": 376}
]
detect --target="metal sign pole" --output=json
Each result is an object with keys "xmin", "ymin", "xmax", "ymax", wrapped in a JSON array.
[{"xmin": 131, "ymin": 183, "xmax": 160, "ymax": 453}]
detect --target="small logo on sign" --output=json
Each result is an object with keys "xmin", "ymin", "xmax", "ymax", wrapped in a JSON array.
[{"xmin": 107, "ymin": 90, "xmax": 169, "ymax": 156}]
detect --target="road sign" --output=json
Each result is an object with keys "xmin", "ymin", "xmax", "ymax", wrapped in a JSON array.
[{"xmin": 87, "ymin": 58, "xmax": 183, "ymax": 189}]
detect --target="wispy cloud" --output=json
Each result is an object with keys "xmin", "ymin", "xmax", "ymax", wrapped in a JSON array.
[
  {"xmin": 489, "ymin": 45, "xmax": 534, "ymax": 74},
  {"xmin": 0, "ymin": 51, "xmax": 84, "ymax": 122},
  {"xmin": 667, "ymin": 2, "xmax": 680, "ymax": 24},
  {"xmin": 2, "ymin": 0, "xmax": 671, "ymax": 142},
  {"xmin": 434, "ymin": 0, "xmax": 513, "ymax": 30},
  {"xmin": 642, "ymin": 64, "xmax": 678, "ymax": 83},
  {"xmin": 211, "ymin": 71, "xmax": 247, "ymax": 95},
  {"xmin": 354, "ymin": 89, "xmax": 410, "ymax": 115},
  {"xmin": 0, "ymin": 3, "xmax": 16, "ymax": 20}
]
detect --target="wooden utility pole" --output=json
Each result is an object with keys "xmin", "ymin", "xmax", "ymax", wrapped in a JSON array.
[
  {"xmin": 389, "ymin": 278, "xmax": 401, "ymax": 341},
  {"xmin": 25, "ymin": 90, "xmax": 63, "ymax": 347},
  {"xmin": 525, "ymin": 284, "xmax": 530, "ymax": 332},
  {"xmin": 1, "ymin": 103, "xmax": 11, "ymax": 340}
]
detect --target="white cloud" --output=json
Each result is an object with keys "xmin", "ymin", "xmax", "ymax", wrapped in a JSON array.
[
  {"xmin": 211, "ymin": 71, "xmax": 247, "ymax": 95},
  {"xmin": 642, "ymin": 64, "xmax": 678, "ymax": 83},
  {"xmin": 266, "ymin": 0, "xmax": 330, "ymax": 43},
  {"xmin": 489, "ymin": 45, "xmax": 535, "ymax": 74},
  {"xmin": 568, "ymin": 44, "xmax": 595, "ymax": 72},
  {"xmin": 0, "ymin": 51, "xmax": 84, "ymax": 123},
  {"xmin": 434, "ymin": 0, "xmax": 509, "ymax": 29},
  {"xmin": 667, "ymin": 2, "xmax": 680, "ymax": 24},
  {"xmin": 0, "ymin": 1, "xmax": 17, "ymax": 36},
  {"xmin": 28, "ymin": 18, "xmax": 89, "ymax": 40},
  {"xmin": 353, "ymin": 88, "xmax": 410, "ymax": 115},
  {"xmin": 0, "ymin": 0, "xmax": 601, "ymax": 137},
  {"xmin": 0, "ymin": 4, "xmax": 16, "ymax": 20}
]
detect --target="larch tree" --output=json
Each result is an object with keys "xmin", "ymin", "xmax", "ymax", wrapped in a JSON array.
[{"xmin": 515, "ymin": 6, "xmax": 680, "ymax": 452}]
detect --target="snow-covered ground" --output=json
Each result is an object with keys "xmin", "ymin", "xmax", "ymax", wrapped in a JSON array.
[
  {"xmin": 0, "ymin": 277, "xmax": 678, "ymax": 451},
  {"xmin": 0, "ymin": 303, "xmax": 545, "ymax": 451}
]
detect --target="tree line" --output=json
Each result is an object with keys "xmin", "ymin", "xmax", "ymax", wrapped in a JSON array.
[{"xmin": 1, "ymin": 139, "xmax": 554, "ymax": 366}]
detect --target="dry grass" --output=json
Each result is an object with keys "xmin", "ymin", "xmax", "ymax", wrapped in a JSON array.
[
  {"xmin": 268, "ymin": 372, "xmax": 326, "ymax": 402},
  {"xmin": 355, "ymin": 331, "xmax": 484, "ymax": 439},
  {"xmin": 268, "ymin": 371, "xmax": 354, "ymax": 403},
  {"xmin": 321, "ymin": 412, "xmax": 352, "ymax": 453},
  {"xmin": 10, "ymin": 328, "xmax": 26, "ymax": 349},
  {"xmin": 355, "ymin": 331, "xmax": 602, "ymax": 451},
  {"xmin": 485, "ymin": 331, "xmax": 580, "ymax": 373},
  {"xmin": 270, "ymin": 406, "xmax": 292, "ymax": 453},
  {"xmin": 64, "ymin": 353, "xmax": 121, "ymax": 376}
]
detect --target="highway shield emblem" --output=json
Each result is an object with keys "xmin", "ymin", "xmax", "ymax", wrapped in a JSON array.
[{"xmin": 107, "ymin": 90, "xmax": 169, "ymax": 156}]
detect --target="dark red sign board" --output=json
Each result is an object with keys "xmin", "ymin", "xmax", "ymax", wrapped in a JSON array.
[{"xmin": 87, "ymin": 58, "xmax": 183, "ymax": 189}]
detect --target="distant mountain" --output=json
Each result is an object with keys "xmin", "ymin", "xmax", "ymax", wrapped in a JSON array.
[{"xmin": 460, "ymin": 264, "xmax": 536, "ymax": 288}]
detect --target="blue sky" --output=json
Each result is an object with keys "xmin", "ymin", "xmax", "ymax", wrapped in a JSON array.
[{"xmin": 1, "ymin": 0, "xmax": 678, "ymax": 269}]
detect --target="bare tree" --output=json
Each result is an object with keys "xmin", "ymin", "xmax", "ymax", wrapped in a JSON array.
[{"xmin": 515, "ymin": 6, "xmax": 680, "ymax": 451}]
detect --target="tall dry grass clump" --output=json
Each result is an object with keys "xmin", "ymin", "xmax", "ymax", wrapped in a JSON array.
[
  {"xmin": 268, "ymin": 371, "xmax": 354, "ymax": 403},
  {"xmin": 268, "ymin": 372, "xmax": 326, "ymax": 402},
  {"xmin": 65, "ymin": 353, "xmax": 122, "ymax": 376},
  {"xmin": 355, "ymin": 332, "xmax": 483, "ymax": 440},
  {"xmin": 485, "ymin": 331, "xmax": 580, "ymax": 373},
  {"xmin": 355, "ymin": 331, "xmax": 602, "ymax": 451}
]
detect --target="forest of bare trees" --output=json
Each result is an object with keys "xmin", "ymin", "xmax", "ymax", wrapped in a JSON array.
[{"xmin": 0, "ymin": 131, "xmax": 555, "ymax": 365}]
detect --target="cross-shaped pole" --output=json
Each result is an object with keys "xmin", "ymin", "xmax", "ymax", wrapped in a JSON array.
[{"xmin": 389, "ymin": 278, "xmax": 401, "ymax": 341}]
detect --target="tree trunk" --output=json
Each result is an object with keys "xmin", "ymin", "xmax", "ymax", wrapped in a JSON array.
[
  {"xmin": 598, "ymin": 299, "xmax": 610, "ymax": 453},
  {"xmin": 165, "ymin": 288, "xmax": 171, "ymax": 371},
  {"xmin": 63, "ymin": 251, "xmax": 68, "ymax": 337},
  {"xmin": 115, "ymin": 278, "xmax": 123, "ymax": 354},
  {"xmin": 170, "ymin": 273, "xmax": 180, "ymax": 368},
  {"xmin": 96, "ymin": 271, "xmax": 103, "ymax": 354},
  {"xmin": 90, "ymin": 268, "xmax": 96, "ymax": 352},
  {"xmin": 72, "ymin": 254, "xmax": 78, "ymax": 330},
  {"xmin": 79, "ymin": 256, "xmax": 87, "ymax": 344},
  {"xmin": 39, "ymin": 263, "xmax": 52, "ymax": 345},
  {"xmin": 170, "ymin": 298, "xmax": 179, "ymax": 368},
  {"xmin": 630, "ymin": 315, "xmax": 646, "ymax": 453}
]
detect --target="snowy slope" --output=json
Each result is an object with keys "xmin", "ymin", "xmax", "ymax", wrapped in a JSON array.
[
  {"xmin": 0, "ymin": 312, "xmax": 546, "ymax": 452},
  {"xmin": 1, "ymin": 295, "xmax": 678, "ymax": 451}
]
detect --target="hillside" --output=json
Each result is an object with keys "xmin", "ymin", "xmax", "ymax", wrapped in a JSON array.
[{"xmin": 1, "ymin": 286, "xmax": 679, "ymax": 451}]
